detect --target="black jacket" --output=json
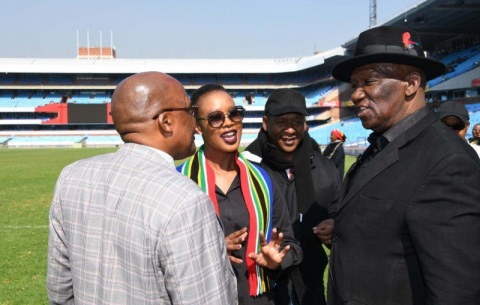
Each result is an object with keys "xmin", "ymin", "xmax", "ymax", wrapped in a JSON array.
[
  {"xmin": 323, "ymin": 141, "xmax": 345, "ymax": 182},
  {"xmin": 244, "ymin": 148, "xmax": 341, "ymax": 305},
  {"xmin": 328, "ymin": 109, "xmax": 480, "ymax": 305}
]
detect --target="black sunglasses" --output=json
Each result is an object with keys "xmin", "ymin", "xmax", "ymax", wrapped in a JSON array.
[
  {"xmin": 196, "ymin": 106, "xmax": 245, "ymax": 128},
  {"xmin": 443, "ymin": 121, "xmax": 466, "ymax": 131},
  {"xmin": 152, "ymin": 105, "xmax": 198, "ymax": 120}
]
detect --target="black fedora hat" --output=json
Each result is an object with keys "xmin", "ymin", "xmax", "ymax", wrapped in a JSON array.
[{"xmin": 332, "ymin": 26, "xmax": 446, "ymax": 83}]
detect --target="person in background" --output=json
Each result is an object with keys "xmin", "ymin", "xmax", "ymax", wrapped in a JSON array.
[
  {"xmin": 328, "ymin": 26, "xmax": 480, "ymax": 305},
  {"xmin": 244, "ymin": 88, "xmax": 341, "ymax": 305},
  {"xmin": 47, "ymin": 72, "xmax": 237, "ymax": 305},
  {"xmin": 437, "ymin": 101, "xmax": 480, "ymax": 157},
  {"xmin": 178, "ymin": 84, "xmax": 302, "ymax": 305},
  {"xmin": 323, "ymin": 129, "xmax": 346, "ymax": 181},
  {"xmin": 469, "ymin": 123, "xmax": 480, "ymax": 144}
]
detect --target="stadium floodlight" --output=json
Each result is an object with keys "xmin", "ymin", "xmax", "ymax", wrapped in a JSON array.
[{"xmin": 369, "ymin": 0, "xmax": 377, "ymax": 28}]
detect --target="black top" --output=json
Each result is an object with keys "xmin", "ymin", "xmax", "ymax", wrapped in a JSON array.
[
  {"xmin": 323, "ymin": 141, "xmax": 345, "ymax": 182},
  {"xmin": 216, "ymin": 175, "xmax": 302, "ymax": 305}
]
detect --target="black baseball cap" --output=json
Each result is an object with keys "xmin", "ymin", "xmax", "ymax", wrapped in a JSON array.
[
  {"xmin": 437, "ymin": 101, "xmax": 469, "ymax": 123},
  {"xmin": 265, "ymin": 89, "xmax": 308, "ymax": 116}
]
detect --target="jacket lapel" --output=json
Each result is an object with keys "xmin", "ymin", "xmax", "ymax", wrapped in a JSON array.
[
  {"xmin": 337, "ymin": 110, "xmax": 438, "ymax": 213},
  {"xmin": 337, "ymin": 144, "xmax": 399, "ymax": 212}
]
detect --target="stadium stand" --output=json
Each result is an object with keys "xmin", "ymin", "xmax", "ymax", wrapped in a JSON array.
[
  {"xmin": 48, "ymin": 76, "xmax": 73, "ymax": 85},
  {"xmin": 246, "ymin": 75, "xmax": 269, "ymax": 84},
  {"xmin": 18, "ymin": 76, "xmax": 44, "ymax": 85},
  {"xmin": 309, "ymin": 117, "xmax": 369, "ymax": 146},
  {"xmin": 44, "ymin": 93, "xmax": 62, "ymax": 103},
  {"xmin": 2, "ymin": 1, "xmax": 480, "ymax": 148},
  {"xmin": 69, "ymin": 93, "xmax": 92, "ymax": 103},
  {"xmin": 428, "ymin": 45, "xmax": 480, "ymax": 88},
  {"xmin": 195, "ymin": 76, "xmax": 217, "ymax": 85},
  {"xmin": 220, "ymin": 75, "xmax": 244, "ymax": 85},
  {"xmin": 0, "ymin": 75, "xmax": 16, "ymax": 85}
]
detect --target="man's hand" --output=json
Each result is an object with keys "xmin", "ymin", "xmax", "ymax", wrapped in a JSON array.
[
  {"xmin": 313, "ymin": 219, "xmax": 334, "ymax": 246},
  {"xmin": 225, "ymin": 227, "xmax": 248, "ymax": 264},
  {"xmin": 248, "ymin": 228, "xmax": 290, "ymax": 270}
]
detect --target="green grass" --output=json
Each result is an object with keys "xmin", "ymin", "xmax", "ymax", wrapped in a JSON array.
[
  {"xmin": 0, "ymin": 148, "xmax": 117, "ymax": 305},
  {"xmin": 0, "ymin": 148, "xmax": 355, "ymax": 304}
]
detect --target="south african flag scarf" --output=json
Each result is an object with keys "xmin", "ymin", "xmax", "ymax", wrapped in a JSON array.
[{"xmin": 177, "ymin": 145, "xmax": 273, "ymax": 296}]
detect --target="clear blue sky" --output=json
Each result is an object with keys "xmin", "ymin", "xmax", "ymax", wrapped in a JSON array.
[{"xmin": 0, "ymin": 0, "xmax": 420, "ymax": 59}]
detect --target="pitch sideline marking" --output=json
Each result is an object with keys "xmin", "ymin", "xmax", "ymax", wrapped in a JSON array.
[{"xmin": 0, "ymin": 225, "xmax": 48, "ymax": 229}]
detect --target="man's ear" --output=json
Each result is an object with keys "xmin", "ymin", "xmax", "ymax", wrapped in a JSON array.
[
  {"xmin": 405, "ymin": 72, "xmax": 421, "ymax": 97},
  {"xmin": 464, "ymin": 121, "xmax": 471, "ymax": 132},
  {"xmin": 195, "ymin": 124, "xmax": 202, "ymax": 135},
  {"xmin": 157, "ymin": 112, "xmax": 174, "ymax": 135},
  {"xmin": 262, "ymin": 115, "xmax": 268, "ymax": 132}
]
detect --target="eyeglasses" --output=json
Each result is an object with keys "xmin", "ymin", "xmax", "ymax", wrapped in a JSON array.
[
  {"xmin": 196, "ymin": 106, "xmax": 245, "ymax": 128},
  {"xmin": 151, "ymin": 105, "xmax": 198, "ymax": 120},
  {"xmin": 443, "ymin": 122, "xmax": 466, "ymax": 131}
]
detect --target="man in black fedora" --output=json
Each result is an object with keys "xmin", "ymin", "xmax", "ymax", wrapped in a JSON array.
[
  {"xmin": 328, "ymin": 26, "xmax": 480, "ymax": 305},
  {"xmin": 244, "ymin": 88, "xmax": 341, "ymax": 305}
]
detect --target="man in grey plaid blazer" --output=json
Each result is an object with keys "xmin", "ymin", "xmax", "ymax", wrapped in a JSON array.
[{"xmin": 47, "ymin": 72, "xmax": 237, "ymax": 304}]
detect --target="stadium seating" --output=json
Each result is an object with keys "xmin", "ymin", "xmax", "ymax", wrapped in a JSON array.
[
  {"xmin": 220, "ymin": 75, "xmax": 243, "ymax": 85},
  {"xmin": 69, "ymin": 93, "xmax": 93, "ymax": 104},
  {"xmin": 233, "ymin": 96, "xmax": 245, "ymax": 106},
  {"xmin": 466, "ymin": 103, "xmax": 480, "ymax": 113},
  {"xmin": 8, "ymin": 136, "xmax": 85, "ymax": 143},
  {"xmin": 90, "ymin": 93, "xmax": 111, "ymax": 104},
  {"xmin": 309, "ymin": 117, "xmax": 369, "ymax": 146},
  {"xmin": 0, "ymin": 75, "xmax": 16, "ymax": 85},
  {"xmin": 246, "ymin": 75, "xmax": 269, "ymax": 84},
  {"xmin": 175, "ymin": 76, "xmax": 191, "ymax": 85},
  {"xmin": 252, "ymin": 93, "xmax": 267, "ymax": 106},
  {"xmin": 13, "ymin": 92, "xmax": 51, "ymax": 107},
  {"xmin": 45, "ymin": 93, "xmax": 62, "ymax": 103},
  {"xmin": 48, "ymin": 76, "xmax": 73, "ymax": 85},
  {"xmin": 18, "ymin": 76, "xmax": 44, "ymax": 85},
  {"xmin": 0, "ymin": 92, "xmax": 15, "ymax": 107},
  {"xmin": 195, "ymin": 76, "xmax": 217, "ymax": 85},
  {"xmin": 85, "ymin": 135, "xmax": 123, "ymax": 144},
  {"xmin": 428, "ymin": 46, "xmax": 480, "ymax": 88}
]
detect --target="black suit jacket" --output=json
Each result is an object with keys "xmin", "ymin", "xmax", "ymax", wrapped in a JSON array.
[{"xmin": 328, "ymin": 110, "xmax": 480, "ymax": 305}]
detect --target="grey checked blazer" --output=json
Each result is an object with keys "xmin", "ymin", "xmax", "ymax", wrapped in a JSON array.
[{"xmin": 47, "ymin": 143, "xmax": 237, "ymax": 305}]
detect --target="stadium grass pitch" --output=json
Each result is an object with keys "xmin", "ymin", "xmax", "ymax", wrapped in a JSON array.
[{"xmin": 0, "ymin": 148, "xmax": 355, "ymax": 304}]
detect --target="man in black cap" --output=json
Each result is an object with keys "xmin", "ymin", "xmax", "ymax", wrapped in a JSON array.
[
  {"xmin": 244, "ymin": 88, "xmax": 341, "ymax": 305},
  {"xmin": 328, "ymin": 26, "xmax": 480, "ymax": 305},
  {"xmin": 438, "ymin": 101, "xmax": 480, "ymax": 157}
]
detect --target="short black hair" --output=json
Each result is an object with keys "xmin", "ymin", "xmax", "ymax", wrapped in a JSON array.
[{"xmin": 190, "ymin": 84, "xmax": 227, "ymax": 106}]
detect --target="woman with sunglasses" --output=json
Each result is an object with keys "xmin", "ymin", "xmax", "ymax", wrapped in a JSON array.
[{"xmin": 178, "ymin": 84, "xmax": 302, "ymax": 305}]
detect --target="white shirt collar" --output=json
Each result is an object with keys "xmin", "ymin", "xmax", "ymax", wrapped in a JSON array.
[{"xmin": 145, "ymin": 146, "xmax": 175, "ymax": 168}]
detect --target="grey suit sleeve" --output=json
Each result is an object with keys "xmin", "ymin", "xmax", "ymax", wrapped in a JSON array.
[
  {"xmin": 157, "ymin": 191, "xmax": 238, "ymax": 305},
  {"xmin": 406, "ymin": 153, "xmax": 480, "ymax": 304},
  {"xmin": 47, "ymin": 168, "xmax": 74, "ymax": 305}
]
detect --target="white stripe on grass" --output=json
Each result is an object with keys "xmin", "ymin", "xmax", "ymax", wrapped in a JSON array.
[{"xmin": 0, "ymin": 225, "xmax": 48, "ymax": 229}]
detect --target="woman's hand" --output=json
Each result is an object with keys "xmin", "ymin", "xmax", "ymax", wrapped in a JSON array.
[
  {"xmin": 225, "ymin": 227, "xmax": 248, "ymax": 264},
  {"xmin": 247, "ymin": 228, "xmax": 290, "ymax": 270}
]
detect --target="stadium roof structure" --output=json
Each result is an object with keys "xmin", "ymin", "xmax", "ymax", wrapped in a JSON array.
[
  {"xmin": 0, "ymin": 48, "xmax": 345, "ymax": 75},
  {"xmin": 343, "ymin": 0, "xmax": 480, "ymax": 53}
]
